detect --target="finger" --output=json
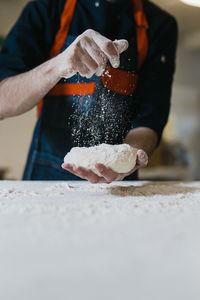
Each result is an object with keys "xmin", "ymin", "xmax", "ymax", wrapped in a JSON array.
[
  {"xmin": 73, "ymin": 54, "xmax": 91, "ymax": 77},
  {"xmin": 82, "ymin": 38, "xmax": 107, "ymax": 75},
  {"xmin": 102, "ymin": 41, "xmax": 120, "ymax": 68},
  {"xmin": 87, "ymin": 47, "xmax": 107, "ymax": 76},
  {"xmin": 80, "ymin": 37, "xmax": 107, "ymax": 67},
  {"xmin": 136, "ymin": 150, "xmax": 148, "ymax": 167},
  {"xmin": 62, "ymin": 163, "xmax": 106, "ymax": 183},
  {"xmin": 113, "ymin": 39, "xmax": 129, "ymax": 54},
  {"xmin": 62, "ymin": 163, "xmax": 82, "ymax": 177},
  {"xmin": 62, "ymin": 163, "xmax": 74, "ymax": 172},
  {"xmin": 74, "ymin": 167, "xmax": 102, "ymax": 184},
  {"xmin": 77, "ymin": 47, "xmax": 99, "ymax": 75},
  {"xmin": 76, "ymin": 62, "xmax": 91, "ymax": 77},
  {"xmin": 91, "ymin": 32, "xmax": 120, "ymax": 68},
  {"xmin": 95, "ymin": 164, "xmax": 119, "ymax": 183},
  {"xmin": 76, "ymin": 167, "xmax": 110, "ymax": 184},
  {"xmin": 84, "ymin": 47, "xmax": 106, "ymax": 77},
  {"xmin": 62, "ymin": 164, "xmax": 86, "ymax": 179}
]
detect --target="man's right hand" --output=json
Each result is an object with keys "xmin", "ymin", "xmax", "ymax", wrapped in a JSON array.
[
  {"xmin": 57, "ymin": 29, "xmax": 129, "ymax": 79},
  {"xmin": 0, "ymin": 30, "xmax": 128, "ymax": 118}
]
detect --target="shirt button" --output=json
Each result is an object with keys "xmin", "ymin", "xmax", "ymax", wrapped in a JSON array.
[{"xmin": 95, "ymin": 1, "xmax": 100, "ymax": 7}]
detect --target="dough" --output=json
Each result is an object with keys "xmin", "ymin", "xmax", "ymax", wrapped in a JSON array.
[{"xmin": 64, "ymin": 143, "xmax": 137, "ymax": 175}]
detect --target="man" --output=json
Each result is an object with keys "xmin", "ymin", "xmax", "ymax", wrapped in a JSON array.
[{"xmin": 0, "ymin": 0, "xmax": 177, "ymax": 183}]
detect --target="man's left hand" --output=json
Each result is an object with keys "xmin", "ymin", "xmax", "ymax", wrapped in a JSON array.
[{"xmin": 62, "ymin": 149, "xmax": 148, "ymax": 184}]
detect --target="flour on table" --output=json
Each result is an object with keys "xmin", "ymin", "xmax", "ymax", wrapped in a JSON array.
[{"xmin": 64, "ymin": 143, "xmax": 137, "ymax": 175}]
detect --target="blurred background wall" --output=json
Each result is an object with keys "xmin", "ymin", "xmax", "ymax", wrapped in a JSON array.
[
  {"xmin": 0, "ymin": 0, "xmax": 200, "ymax": 180},
  {"xmin": 0, "ymin": 0, "xmax": 36, "ymax": 180},
  {"xmin": 150, "ymin": 0, "xmax": 200, "ymax": 180}
]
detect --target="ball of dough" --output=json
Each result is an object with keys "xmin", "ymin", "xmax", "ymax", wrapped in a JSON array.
[{"xmin": 64, "ymin": 143, "xmax": 137, "ymax": 175}]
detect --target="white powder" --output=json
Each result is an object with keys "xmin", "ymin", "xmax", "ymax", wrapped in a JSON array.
[
  {"xmin": 64, "ymin": 143, "xmax": 137, "ymax": 175},
  {"xmin": 1, "ymin": 181, "xmax": 200, "ymax": 300}
]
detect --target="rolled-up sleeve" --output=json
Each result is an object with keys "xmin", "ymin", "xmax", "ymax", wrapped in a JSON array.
[{"xmin": 132, "ymin": 12, "xmax": 178, "ymax": 144}]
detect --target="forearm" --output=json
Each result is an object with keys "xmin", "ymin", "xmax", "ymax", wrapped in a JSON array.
[
  {"xmin": 124, "ymin": 127, "xmax": 158, "ymax": 157},
  {"xmin": 0, "ymin": 55, "xmax": 62, "ymax": 119}
]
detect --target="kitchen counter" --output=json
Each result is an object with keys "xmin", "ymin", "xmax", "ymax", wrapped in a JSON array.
[{"xmin": 0, "ymin": 180, "xmax": 200, "ymax": 300}]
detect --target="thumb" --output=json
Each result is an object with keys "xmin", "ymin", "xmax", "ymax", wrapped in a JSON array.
[
  {"xmin": 113, "ymin": 39, "xmax": 129, "ymax": 54},
  {"xmin": 136, "ymin": 149, "xmax": 148, "ymax": 167}
]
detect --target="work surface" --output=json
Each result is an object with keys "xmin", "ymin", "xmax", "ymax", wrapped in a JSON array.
[{"xmin": 0, "ymin": 181, "xmax": 200, "ymax": 300}]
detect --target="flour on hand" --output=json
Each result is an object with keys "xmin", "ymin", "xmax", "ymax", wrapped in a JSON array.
[{"xmin": 64, "ymin": 143, "xmax": 137, "ymax": 175}]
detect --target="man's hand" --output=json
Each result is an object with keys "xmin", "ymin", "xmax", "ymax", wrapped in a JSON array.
[
  {"xmin": 57, "ymin": 29, "xmax": 129, "ymax": 79},
  {"xmin": 0, "ymin": 29, "xmax": 128, "ymax": 118},
  {"xmin": 62, "ymin": 149, "xmax": 148, "ymax": 184}
]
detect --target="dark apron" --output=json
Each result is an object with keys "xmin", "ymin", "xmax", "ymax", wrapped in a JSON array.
[{"xmin": 23, "ymin": 0, "xmax": 148, "ymax": 181}]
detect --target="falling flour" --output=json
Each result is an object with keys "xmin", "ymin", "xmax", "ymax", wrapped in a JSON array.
[
  {"xmin": 69, "ymin": 68, "xmax": 138, "ymax": 147},
  {"xmin": 64, "ymin": 143, "xmax": 137, "ymax": 175}
]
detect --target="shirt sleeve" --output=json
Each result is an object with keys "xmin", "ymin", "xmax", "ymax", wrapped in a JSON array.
[
  {"xmin": 0, "ymin": 0, "xmax": 60, "ymax": 83},
  {"xmin": 132, "ymin": 10, "xmax": 178, "ymax": 144}
]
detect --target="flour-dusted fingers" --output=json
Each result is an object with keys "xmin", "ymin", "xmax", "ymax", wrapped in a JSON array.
[
  {"xmin": 72, "ymin": 55, "xmax": 92, "ymax": 78},
  {"xmin": 113, "ymin": 39, "xmax": 129, "ymax": 55},
  {"xmin": 136, "ymin": 149, "xmax": 148, "ymax": 167},
  {"xmin": 62, "ymin": 163, "xmax": 74, "ymax": 172},
  {"xmin": 73, "ymin": 167, "xmax": 102, "ymax": 184},
  {"xmin": 86, "ymin": 30, "xmax": 119, "ymax": 68},
  {"xmin": 101, "ymin": 39, "xmax": 129, "ymax": 68},
  {"xmin": 61, "ymin": 164, "xmax": 89, "ymax": 180},
  {"xmin": 61, "ymin": 163, "xmax": 84, "ymax": 178},
  {"xmin": 81, "ymin": 37, "xmax": 107, "ymax": 76},
  {"xmin": 88, "ymin": 30, "xmax": 128, "ymax": 68},
  {"xmin": 124, "ymin": 150, "xmax": 148, "ymax": 176},
  {"xmin": 76, "ymin": 47, "xmax": 99, "ymax": 77},
  {"xmin": 58, "ymin": 29, "xmax": 129, "ymax": 79},
  {"xmin": 95, "ymin": 164, "xmax": 123, "ymax": 183},
  {"xmin": 62, "ymin": 163, "xmax": 107, "ymax": 183},
  {"xmin": 75, "ymin": 167, "xmax": 111, "ymax": 184},
  {"xmin": 121, "ymin": 149, "xmax": 148, "ymax": 177}
]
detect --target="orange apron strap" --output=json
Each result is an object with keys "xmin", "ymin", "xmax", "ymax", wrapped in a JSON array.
[
  {"xmin": 132, "ymin": 0, "xmax": 149, "ymax": 70},
  {"xmin": 37, "ymin": 99, "xmax": 44, "ymax": 118},
  {"xmin": 49, "ymin": 0, "xmax": 77, "ymax": 58},
  {"xmin": 37, "ymin": 0, "xmax": 77, "ymax": 117},
  {"xmin": 48, "ymin": 82, "xmax": 96, "ymax": 96},
  {"xmin": 100, "ymin": 0, "xmax": 148, "ymax": 95}
]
